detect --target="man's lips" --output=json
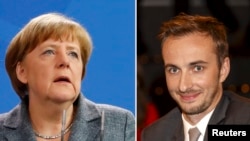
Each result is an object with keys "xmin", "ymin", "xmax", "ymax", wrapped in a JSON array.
[{"xmin": 179, "ymin": 92, "xmax": 200, "ymax": 102}]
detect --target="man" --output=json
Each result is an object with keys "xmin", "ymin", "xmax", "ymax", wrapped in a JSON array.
[{"xmin": 141, "ymin": 13, "xmax": 250, "ymax": 141}]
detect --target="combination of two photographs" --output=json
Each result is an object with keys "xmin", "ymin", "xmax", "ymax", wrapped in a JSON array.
[{"xmin": 0, "ymin": 0, "xmax": 250, "ymax": 141}]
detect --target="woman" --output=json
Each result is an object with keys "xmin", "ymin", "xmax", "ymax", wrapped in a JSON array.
[{"xmin": 0, "ymin": 13, "xmax": 135, "ymax": 141}]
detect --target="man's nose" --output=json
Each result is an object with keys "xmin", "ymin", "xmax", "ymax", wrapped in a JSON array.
[{"xmin": 178, "ymin": 71, "xmax": 193, "ymax": 92}]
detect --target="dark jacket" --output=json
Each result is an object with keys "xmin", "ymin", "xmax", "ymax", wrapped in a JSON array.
[{"xmin": 142, "ymin": 91, "xmax": 250, "ymax": 141}]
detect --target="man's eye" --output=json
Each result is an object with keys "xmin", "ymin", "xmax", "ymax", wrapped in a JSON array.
[
  {"xmin": 194, "ymin": 66, "xmax": 203, "ymax": 72},
  {"xmin": 168, "ymin": 67, "xmax": 179, "ymax": 74}
]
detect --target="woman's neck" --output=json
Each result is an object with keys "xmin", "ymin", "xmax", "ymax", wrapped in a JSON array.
[{"xmin": 28, "ymin": 98, "xmax": 75, "ymax": 138}]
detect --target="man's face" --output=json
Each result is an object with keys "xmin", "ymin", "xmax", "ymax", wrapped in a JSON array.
[
  {"xmin": 16, "ymin": 39, "xmax": 83, "ymax": 104},
  {"xmin": 162, "ymin": 33, "xmax": 229, "ymax": 115}
]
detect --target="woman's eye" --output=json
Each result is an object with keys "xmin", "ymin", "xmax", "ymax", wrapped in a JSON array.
[
  {"xmin": 43, "ymin": 50, "xmax": 54, "ymax": 55},
  {"xmin": 69, "ymin": 51, "xmax": 79, "ymax": 58}
]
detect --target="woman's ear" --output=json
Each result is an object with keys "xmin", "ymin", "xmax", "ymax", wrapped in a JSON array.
[
  {"xmin": 219, "ymin": 57, "xmax": 230, "ymax": 83},
  {"xmin": 16, "ymin": 62, "xmax": 28, "ymax": 84}
]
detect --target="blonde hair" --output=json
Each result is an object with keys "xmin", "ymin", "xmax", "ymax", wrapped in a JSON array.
[{"xmin": 5, "ymin": 13, "xmax": 93, "ymax": 99}]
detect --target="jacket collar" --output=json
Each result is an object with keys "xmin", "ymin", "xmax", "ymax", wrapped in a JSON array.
[
  {"xmin": 209, "ymin": 92, "xmax": 229, "ymax": 124},
  {"xmin": 172, "ymin": 92, "xmax": 230, "ymax": 141},
  {"xmin": 3, "ymin": 98, "xmax": 36, "ymax": 141},
  {"xmin": 204, "ymin": 92, "xmax": 230, "ymax": 141},
  {"xmin": 3, "ymin": 94, "xmax": 102, "ymax": 141},
  {"xmin": 69, "ymin": 94, "xmax": 102, "ymax": 141}
]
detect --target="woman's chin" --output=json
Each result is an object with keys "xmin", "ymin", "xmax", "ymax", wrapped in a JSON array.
[{"xmin": 48, "ymin": 93, "xmax": 77, "ymax": 104}]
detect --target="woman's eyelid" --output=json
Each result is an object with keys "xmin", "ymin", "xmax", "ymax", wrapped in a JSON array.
[
  {"xmin": 43, "ymin": 48, "xmax": 55, "ymax": 55},
  {"xmin": 68, "ymin": 50, "xmax": 79, "ymax": 58},
  {"xmin": 41, "ymin": 45, "xmax": 54, "ymax": 52}
]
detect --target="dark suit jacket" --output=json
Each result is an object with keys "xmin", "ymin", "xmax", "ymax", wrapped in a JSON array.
[
  {"xmin": 0, "ymin": 94, "xmax": 135, "ymax": 141},
  {"xmin": 141, "ymin": 91, "xmax": 250, "ymax": 141}
]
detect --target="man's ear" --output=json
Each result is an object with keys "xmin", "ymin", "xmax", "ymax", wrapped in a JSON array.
[
  {"xmin": 16, "ymin": 62, "xmax": 28, "ymax": 84},
  {"xmin": 219, "ymin": 57, "xmax": 230, "ymax": 83}
]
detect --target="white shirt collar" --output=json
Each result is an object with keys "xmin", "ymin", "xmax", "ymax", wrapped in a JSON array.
[{"xmin": 182, "ymin": 109, "xmax": 215, "ymax": 141}]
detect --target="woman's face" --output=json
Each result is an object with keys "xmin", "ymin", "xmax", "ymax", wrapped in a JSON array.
[{"xmin": 16, "ymin": 38, "xmax": 83, "ymax": 104}]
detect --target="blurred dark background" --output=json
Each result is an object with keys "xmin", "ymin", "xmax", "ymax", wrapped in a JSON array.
[{"xmin": 137, "ymin": 0, "xmax": 250, "ymax": 140}]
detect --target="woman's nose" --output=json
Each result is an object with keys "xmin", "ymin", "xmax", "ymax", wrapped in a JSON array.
[{"xmin": 57, "ymin": 52, "xmax": 70, "ymax": 68}]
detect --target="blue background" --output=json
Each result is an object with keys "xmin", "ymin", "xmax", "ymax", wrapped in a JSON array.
[{"xmin": 0, "ymin": 1, "xmax": 135, "ymax": 114}]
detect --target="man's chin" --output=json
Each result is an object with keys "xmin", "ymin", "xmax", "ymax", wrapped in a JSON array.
[{"xmin": 181, "ymin": 104, "xmax": 208, "ymax": 115}]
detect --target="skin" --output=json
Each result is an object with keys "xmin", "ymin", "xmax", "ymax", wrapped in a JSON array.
[
  {"xmin": 16, "ymin": 38, "xmax": 83, "ymax": 140},
  {"xmin": 162, "ymin": 32, "xmax": 230, "ymax": 125}
]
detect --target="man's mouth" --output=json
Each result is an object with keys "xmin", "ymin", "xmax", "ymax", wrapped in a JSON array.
[{"xmin": 179, "ymin": 92, "xmax": 200, "ymax": 102}]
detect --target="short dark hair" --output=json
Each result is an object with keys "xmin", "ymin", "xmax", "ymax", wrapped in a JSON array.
[{"xmin": 159, "ymin": 13, "xmax": 229, "ymax": 68}]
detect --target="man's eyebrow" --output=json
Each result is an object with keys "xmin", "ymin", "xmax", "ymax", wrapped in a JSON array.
[
  {"xmin": 164, "ymin": 64, "xmax": 179, "ymax": 69},
  {"xmin": 164, "ymin": 60, "xmax": 208, "ymax": 68},
  {"xmin": 189, "ymin": 60, "xmax": 208, "ymax": 66}
]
